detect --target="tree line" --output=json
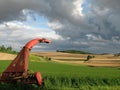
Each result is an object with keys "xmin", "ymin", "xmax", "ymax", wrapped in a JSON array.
[
  {"xmin": 56, "ymin": 50, "xmax": 91, "ymax": 54},
  {"xmin": 0, "ymin": 45, "xmax": 17, "ymax": 54}
]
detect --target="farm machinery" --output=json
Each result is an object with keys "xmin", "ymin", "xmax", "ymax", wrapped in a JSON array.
[{"xmin": 0, "ymin": 38, "xmax": 51, "ymax": 86}]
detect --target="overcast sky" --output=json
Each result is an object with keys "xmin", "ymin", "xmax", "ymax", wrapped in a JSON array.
[{"xmin": 0, "ymin": 0, "xmax": 120, "ymax": 53}]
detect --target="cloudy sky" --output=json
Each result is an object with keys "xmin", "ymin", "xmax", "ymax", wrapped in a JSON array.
[{"xmin": 0, "ymin": 0, "xmax": 120, "ymax": 53}]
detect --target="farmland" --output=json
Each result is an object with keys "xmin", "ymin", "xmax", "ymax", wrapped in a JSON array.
[
  {"xmin": 0, "ymin": 52, "xmax": 120, "ymax": 89},
  {"xmin": 32, "ymin": 52, "xmax": 120, "ymax": 67}
]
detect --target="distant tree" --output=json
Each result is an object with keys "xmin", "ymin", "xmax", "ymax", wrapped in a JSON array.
[
  {"xmin": 0, "ymin": 45, "xmax": 6, "ymax": 51},
  {"xmin": 56, "ymin": 50, "xmax": 91, "ymax": 54},
  {"xmin": 7, "ymin": 46, "xmax": 12, "ymax": 51},
  {"xmin": 84, "ymin": 55, "xmax": 95, "ymax": 62},
  {"xmin": 56, "ymin": 50, "xmax": 59, "ymax": 52},
  {"xmin": 114, "ymin": 53, "xmax": 120, "ymax": 57},
  {"xmin": 0, "ymin": 45, "xmax": 17, "ymax": 54}
]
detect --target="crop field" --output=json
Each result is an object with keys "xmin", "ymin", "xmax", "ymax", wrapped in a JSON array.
[
  {"xmin": 0, "ymin": 53, "xmax": 120, "ymax": 90},
  {"xmin": 32, "ymin": 52, "xmax": 120, "ymax": 67}
]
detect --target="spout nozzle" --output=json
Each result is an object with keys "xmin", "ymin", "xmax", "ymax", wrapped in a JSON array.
[{"xmin": 39, "ymin": 38, "xmax": 51, "ymax": 44}]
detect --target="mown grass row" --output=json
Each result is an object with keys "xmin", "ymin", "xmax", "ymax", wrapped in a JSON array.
[{"xmin": 0, "ymin": 55, "xmax": 120, "ymax": 90}]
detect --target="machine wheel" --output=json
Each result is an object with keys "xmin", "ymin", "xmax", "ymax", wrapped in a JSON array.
[{"xmin": 35, "ymin": 72, "xmax": 43, "ymax": 86}]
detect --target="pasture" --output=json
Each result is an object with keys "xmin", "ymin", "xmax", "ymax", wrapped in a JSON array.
[{"xmin": 0, "ymin": 53, "xmax": 120, "ymax": 90}]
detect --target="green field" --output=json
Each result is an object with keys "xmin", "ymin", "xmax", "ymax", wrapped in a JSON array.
[{"xmin": 0, "ymin": 55, "xmax": 120, "ymax": 90}]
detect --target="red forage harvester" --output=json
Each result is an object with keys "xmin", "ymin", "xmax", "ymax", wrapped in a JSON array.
[{"xmin": 0, "ymin": 38, "xmax": 51, "ymax": 86}]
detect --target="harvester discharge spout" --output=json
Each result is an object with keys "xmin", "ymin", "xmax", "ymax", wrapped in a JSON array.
[{"xmin": 0, "ymin": 38, "xmax": 51, "ymax": 86}]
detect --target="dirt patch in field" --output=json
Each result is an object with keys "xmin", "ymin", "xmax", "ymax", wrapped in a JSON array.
[{"xmin": 0, "ymin": 52, "xmax": 16, "ymax": 60}]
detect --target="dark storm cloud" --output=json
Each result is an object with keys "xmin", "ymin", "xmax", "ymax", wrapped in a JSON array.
[
  {"xmin": 0, "ymin": 0, "xmax": 75, "ymax": 21},
  {"xmin": 0, "ymin": 0, "xmax": 120, "ymax": 53},
  {"xmin": 0, "ymin": 0, "xmax": 49, "ymax": 21}
]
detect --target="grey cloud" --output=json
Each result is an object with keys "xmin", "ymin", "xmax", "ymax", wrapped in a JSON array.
[
  {"xmin": 91, "ymin": 0, "xmax": 120, "ymax": 11},
  {"xmin": 0, "ymin": 0, "xmax": 49, "ymax": 21},
  {"xmin": 0, "ymin": 0, "xmax": 75, "ymax": 21},
  {"xmin": 0, "ymin": 0, "xmax": 120, "ymax": 53}
]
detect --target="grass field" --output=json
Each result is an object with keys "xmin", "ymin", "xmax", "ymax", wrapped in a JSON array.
[{"xmin": 0, "ymin": 55, "xmax": 120, "ymax": 90}]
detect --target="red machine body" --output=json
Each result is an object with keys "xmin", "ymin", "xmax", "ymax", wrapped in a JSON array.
[{"xmin": 0, "ymin": 38, "xmax": 51, "ymax": 86}]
